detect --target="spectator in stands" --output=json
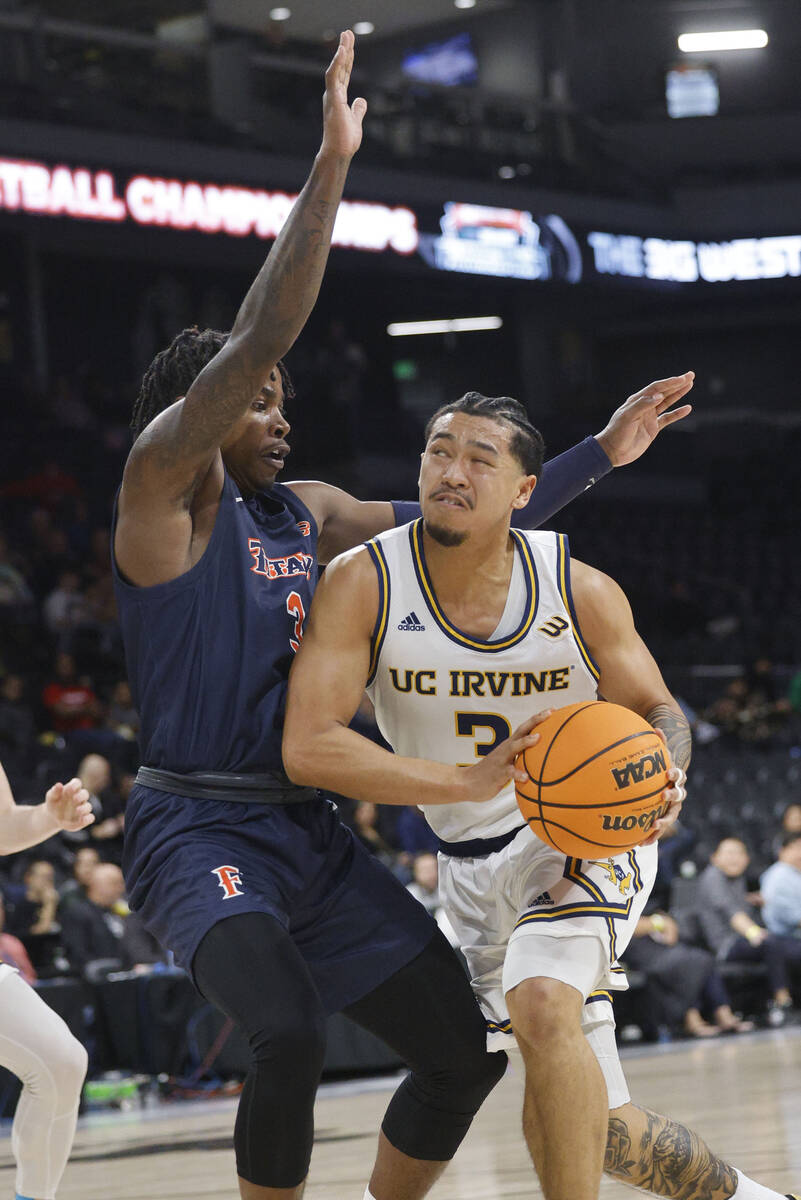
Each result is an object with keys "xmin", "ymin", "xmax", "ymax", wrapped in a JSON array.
[
  {"xmin": 780, "ymin": 803, "xmax": 801, "ymax": 837},
  {"xmin": 41, "ymin": 651, "xmax": 101, "ymax": 734},
  {"xmin": 349, "ymin": 800, "xmax": 398, "ymax": 870},
  {"xmin": 0, "ymin": 672, "xmax": 37, "ymax": 780},
  {"xmin": 0, "ymin": 531, "xmax": 34, "ymax": 612},
  {"xmin": 65, "ymin": 754, "xmax": 125, "ymax": 862},
  {"xmin": 43, "ymin": 567, "xmax": 89, "ymax": 644},
  {"xmin": 58, "ymin": 844, "xmax": 100, "ymax": 914},
  {"xmin": 761, "ymin": 833, "xmax": 801, "ymax": 939},
  {"xmin": 703, "ymin": 678, "xmax": 750, "ymax": 743},
  {"xmin": 60, "ymin": 861, "xmax": 128, "ymax": 976},
  {"xmin": 60, "ymin": 861, "xmax": 164, "ymax": 976},
  {"xmin": 696, "ymin": 836, "xmax": 801, "ymax": 1025},
  {"xmin": 105, "ymin": 679, "xmax": 139, "ymax": 739},
  {"xmin": 4, "ymin": 858, "xmax": 64, "ymax": 977},
  {"xmin": 772, "ymin": 802, "xmax": 801, "ymax": 857},
  {"xmin": 623, "ymin": 908, "xmax": 753, "ymax": 1038},
  {"xmin": 0, "ymin": 889, "xmax": 36, "ymax": 984},
  {"xmin": 649, "ymin": 820, "xmax": 696, "ymax": 911},
  {"xmin": 406, "ymin": 852, "xmax": 458, "ymax": 948}
]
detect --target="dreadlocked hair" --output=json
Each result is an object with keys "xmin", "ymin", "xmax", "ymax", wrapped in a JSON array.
[
  {"xmin": 424, "ymin": 391, "xmax": 545, "ymax": 476},
  {"xmin": 130, "ymin": 326, "xmax": 296, "ymax": 439}
]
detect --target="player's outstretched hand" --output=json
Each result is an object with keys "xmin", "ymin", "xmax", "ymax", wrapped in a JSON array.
[
  {"xmin": 321, "ymin": 30, "xmax": 367, "ymax": 161},
  {"xmin": 44, "ymin": 778, "xmax": 95, "ymax": 833},
  {"xmin": 595, "ymin": 372, "xmax": 695, "ymax": 467},
  {"xmin": 641, "ymin": 763, "xmax": 687, "ymax": 846},
  {"xmin": 462, "ymin": 711, "xmax": 553, "ymax": 804}
]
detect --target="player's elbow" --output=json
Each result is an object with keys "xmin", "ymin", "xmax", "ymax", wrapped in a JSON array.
[{"xmin": 282, "ymin": 725, "xmax": 318, "ymax": 787}]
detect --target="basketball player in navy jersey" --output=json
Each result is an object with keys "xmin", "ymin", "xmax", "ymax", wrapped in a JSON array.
[
  {"xmin": 114, "ymin": 31, "xmax": 698, "ymax": 1200},
  {"xmin": 0, "ymin": 765, "xmax": 92, "ymax": 1200},
  {"xmin": 285, "ymin": 394, "xmax": 797, "ymax": 1200}
]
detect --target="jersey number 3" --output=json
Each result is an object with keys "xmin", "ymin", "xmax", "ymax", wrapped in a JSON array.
[
  {"xmin": 455, "ymin": 712, "xmax": 512, "ymax": 761},
  {"xmin": 287, "ymin": 591, "xmax": 306, "ymax": 653}
]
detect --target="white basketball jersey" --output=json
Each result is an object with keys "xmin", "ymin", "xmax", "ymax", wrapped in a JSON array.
[{"xmin": 365, "ymin": 520, "xmax": 599, "ymax": 842}]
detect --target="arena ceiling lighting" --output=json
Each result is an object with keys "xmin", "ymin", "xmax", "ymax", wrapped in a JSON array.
[
  {"xmin": 678, "ymin": 29, "xmax": 768, "ymax": 52},
  {"xmin": 454, "ymin": 0, "xmax": 477, "ymax": 8},
  {"xmin": 269, "ymin": 7, "xmax": 291, "ymax": 20},
  {"xmin": 387, "ymin": 316, "xmax": 503, "ymax": 336},
  {"xmin": 353, "ymin": 21, "xmax": 375, "ymax": 35}
]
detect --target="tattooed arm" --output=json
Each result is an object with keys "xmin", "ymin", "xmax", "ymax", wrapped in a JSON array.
[
  {"xmin": 646, "ymin": 701, "xmax": 692, "ymax": 774},
  {"xmin": 117, "ymin": 32, "xmax": 366, "ymax": 587},
  {"xmin": 605, "ymin": 1104, "xmax": 738, "ymax": 1200},
  {"xmin": 571, "ymin": 560, "xmax": 690, "ymax": 837},
  {"xmin": 132, "ymin": 32, "xmax": 363, "ymax": 472}
]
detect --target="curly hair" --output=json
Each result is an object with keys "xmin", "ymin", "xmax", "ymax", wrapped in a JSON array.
[
  {"xmin": 424, "ymin": 391, "xmax": 544, "ymax": 476},
  {"xmin": 130, "ymin": 327, "xmax": 295, "ymax": 439}
]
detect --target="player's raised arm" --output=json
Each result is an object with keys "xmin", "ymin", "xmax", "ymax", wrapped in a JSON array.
[
  {"xmin": 123, "ymin": 31, "xmax": 366, "ymax": 496},
  {"xmin": 290, "ymin": 372, "xmax": 696, "ymax": 563},
  {"xmin": 0, "ymin": 762, "xmax": 94, "ymax": 856},
  {"xmin": 510, "ymin": 372, "xmax": 695, "ymax": 529},
  {"xmin": 283, "ymin": 550, "xmax": 543, "ymax": 803}
]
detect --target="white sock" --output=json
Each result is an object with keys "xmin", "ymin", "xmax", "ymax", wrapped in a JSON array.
[{"xmin": 731, "ymin": 1168, "xmax": 788, "ymax": 1200}]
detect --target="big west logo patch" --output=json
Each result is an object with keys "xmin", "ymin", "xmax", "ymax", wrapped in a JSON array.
[{"xmin": 610, "ymin": 748, "xmax": 667, "ymax": 790}]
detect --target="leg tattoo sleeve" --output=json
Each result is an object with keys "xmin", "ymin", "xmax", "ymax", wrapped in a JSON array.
[{"xmin": 605, "ymin": 1106, "xmax": 738, "ymax": 1200}]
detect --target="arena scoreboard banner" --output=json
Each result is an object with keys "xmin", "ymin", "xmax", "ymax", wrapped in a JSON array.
[{"xmin": 2, "ymin": 154, "xmax": 800, "ymax": 287}]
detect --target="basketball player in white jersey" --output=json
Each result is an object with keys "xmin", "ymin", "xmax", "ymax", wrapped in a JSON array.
[
  {"xmin": 284, "ymin": 393, "xmax": 795, "ymax": 1200},
  {"xmin": 0, "ymin": 763, "xmax": 93, "ymax": 1200}
]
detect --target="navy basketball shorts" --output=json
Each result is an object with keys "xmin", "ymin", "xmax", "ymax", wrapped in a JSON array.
[{"xmin": 122, "ymin": 787, "xmax": 435, "ymax": 1014}]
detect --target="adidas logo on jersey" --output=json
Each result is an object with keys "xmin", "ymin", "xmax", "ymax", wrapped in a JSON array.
[
  {"xmin": 529, "ymin": 891, "xmax": 554, "ymax": 907},
  {"xmin": 398, "ymin": 611, "xmax": 425, "ymax": 631}
]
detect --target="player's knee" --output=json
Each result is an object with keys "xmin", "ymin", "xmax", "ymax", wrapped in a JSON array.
[
  {"xmin": 417, "ymin": 1043, "xmax": 507, "ymax": 1110},
  {"xmin": 459, "ymin": 1045, "xmax": 508, "ymax": 1106},
  {"xmin": 250, "ymin": 1007, "xmax": 326, "ymax": 1084},
  {"xmin": 52, "ymin": 1033, "xmax": 89, "ymax": 1099},
  {"xmin": 383, "ymin": 1048, "xmax": 507, "ymax": 1162},
  {"xmin": 507, "ymin": 976, "xmax": 583, "ymax": 1048},
  {"xmin": 18, "ymin": 1028, "xmax": 87, "ymax": 1110}
]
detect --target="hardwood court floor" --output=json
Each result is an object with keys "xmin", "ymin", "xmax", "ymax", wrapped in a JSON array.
[{"xmin": 3, "ymin": 1028, "xmax": 800, "ymax": 1198}]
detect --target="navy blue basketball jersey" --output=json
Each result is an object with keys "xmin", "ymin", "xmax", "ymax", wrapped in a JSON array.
[{"xmin": 112, "ymin": 474, "xmax": 317, "ymax": 773}]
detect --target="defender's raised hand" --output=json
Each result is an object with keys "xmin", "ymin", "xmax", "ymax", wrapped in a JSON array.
[
  {"xmin": 595, "ymin": 372, "xmax": 695, "ymax": 467},
  {"xmin": 321, "ymin": 30, "xmax": 367, "ymax": 161}
]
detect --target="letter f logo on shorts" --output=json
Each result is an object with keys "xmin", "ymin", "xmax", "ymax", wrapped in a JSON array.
[{"xmin": 211, "ymin": 865, "xmax": 244, "ymax": 899}]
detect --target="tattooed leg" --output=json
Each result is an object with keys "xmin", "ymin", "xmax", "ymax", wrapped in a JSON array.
[{"xmin": 605, "ymin": 1104, "xmax": 737, "ymax": 1200}]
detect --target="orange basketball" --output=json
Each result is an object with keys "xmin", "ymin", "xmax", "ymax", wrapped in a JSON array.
[{"xmin": 515, "ymin": 700, "xmax": 671, "ymax": 857}]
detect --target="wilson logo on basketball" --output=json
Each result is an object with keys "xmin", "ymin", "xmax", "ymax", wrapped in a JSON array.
[
  {"xmin": 600, "ymin": 799, "xmax": 670, "ymax": 833},
  {"xmin": 609, "ymin": 748, "xmax": 667, "ymax": 790}
]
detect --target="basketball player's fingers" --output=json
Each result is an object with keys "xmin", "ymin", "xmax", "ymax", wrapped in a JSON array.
[
  {"xmin": 511, "ymin": 709, "xmax": 553, "ymax": 738},
  {"xmin": 628, "ymin": 373, "xmax": 694, "ymax": 410},
  {"xmin": 663, "ymin": 766, "xmax": 687, "ymax": 806},
  {"xmin": 656, "ymin": 403, "xmax": 693, "ymax": 429},
  {"xmin": 640, "ymin": 371, "xmax": 694, "ymax": 396},
  {"xmin": 641, "ymin": 801, "xmax": 682, "ymax": 845},
  {"xmin": 324, "ymin": 31, "xmax": 353, "ymax": 95}
]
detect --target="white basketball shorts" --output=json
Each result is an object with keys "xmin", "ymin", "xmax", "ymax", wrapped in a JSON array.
[{"xmin": 438, "ymin": 826, "xmax": 657, "ymax": 1108}]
